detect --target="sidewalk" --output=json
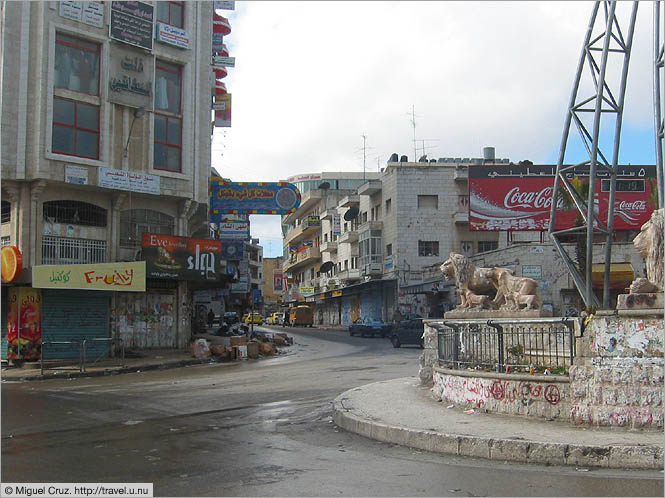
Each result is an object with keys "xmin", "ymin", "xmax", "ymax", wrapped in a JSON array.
[
  {"xmin": 332, "ymin": 377, "xmax": 664, "ymax": 470},
  {"xmin": 1, "ymin": 348, "xmax": 220, "ymax": 382}
]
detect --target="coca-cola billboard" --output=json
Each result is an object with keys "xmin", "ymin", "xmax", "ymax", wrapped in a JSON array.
[{"xmin": 468, "ymin": 164, "xmax": 656, "ymax": 231}]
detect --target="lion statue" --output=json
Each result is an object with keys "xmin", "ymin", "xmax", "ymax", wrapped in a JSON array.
[
  {"xmin": 440, "ymin": 253, "xmax": 515, "ymax": 310},
  {"xmin": 630, "ymin": 208, "xmax": 663, "ymax": 293},
  {"xmin": 488, "ymin": 268, "xmax": 541, "ymax": 311}
]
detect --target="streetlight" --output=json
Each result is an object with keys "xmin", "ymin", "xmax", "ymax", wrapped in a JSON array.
[{"xmin": 124, "ymin": 106, "xmax": 145, "ymax": 157}]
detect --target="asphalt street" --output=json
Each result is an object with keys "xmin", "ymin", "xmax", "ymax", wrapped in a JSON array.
[{"xmin": 2, "ymin": 326, "xmax": 663, "ymax": 497}]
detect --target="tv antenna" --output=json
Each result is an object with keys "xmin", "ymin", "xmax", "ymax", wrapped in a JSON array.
[{"xmin": 355, "ymin": 134, "xmax": 375, "ymax": 181}]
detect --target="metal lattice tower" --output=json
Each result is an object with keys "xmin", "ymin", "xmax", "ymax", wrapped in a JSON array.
[{"xmin": 548, "ymin": 1, "xmax": 640, "ymax": 310}]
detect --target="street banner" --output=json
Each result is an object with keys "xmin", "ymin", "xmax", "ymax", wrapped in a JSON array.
[
  {"xmin": 142, "ymin": 234, "xmax": 224, "ymax": 281},
  {"xmin": 32, "ymin": 262, "xmax": 146, "ymax": 292},
  {"xmin": 210, "ymin": 179, "xmax": 301, "ymax": 215},
  {"xmin": 468, "ymin": 164, "xmax": 657, "ymax": 231},
  {"xmin": 273, "ymin": 270, "xmax": 284, "ymax": 293},
  {"xmin": 6, "ymin": 287, "xmax": 42, "ymax": 360}
]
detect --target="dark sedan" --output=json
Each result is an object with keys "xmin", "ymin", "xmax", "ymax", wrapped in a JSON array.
[
  {"xmin": 349, "ymin": 319, "xmax": 393, "ymax": 338},
  {"xmin": 388, "ymin": 318, "xmax": 424, "ymax": 348}
]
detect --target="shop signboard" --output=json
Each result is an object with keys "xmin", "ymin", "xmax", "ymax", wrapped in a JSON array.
[
  {"xmin": 32, "ymin": 262, "xmax": 146, "ymax": 291},
  {"xmin": 108, "ymin": 44, "xmax": 154, "ymax": 110},
  {"xmin": 6, "ymin": 287, "xmax": 42, "ymax": 360},
  {"xmin": 214, "ymin": 1, "xmax": 235, "ymax": 10},
  {"xmin": 468, "ymin": 164, "xmax": 656, "ymax": 231},
  {"xmin": 214, "ymin": 93, "xmax": 232, "ymax": 127},
  {"xmin": 299, "ymin": 286, "xmax": 315, "ymax": 296},
  {"xmin": 98, "ymin": 167, "xmax": 160, "ymax": 194},
  {"xmin": 141, "ymin": 234, "xmax": 224, "ymax": 281},
  {"xmin": 210, "ymin": 179, "xmax": 301, "ymax": 216},
  {"xmin": 218, "ymin": 221, "xmax": 250, "ymax": 240},
  {"xmin": 59, "ymin": 1, "xmax": 105, "ymax": 28},
  {"xmin": 212, "ymin": 55, "xmax": 235, "ymax": 67},
  {"xmin": 231, "ymin": 281, "xmax": 249, "ymax": 293},
  {"xmin": 332, "ymin": 215, "xmax": 341, "ymax": 236},
  {"xmin": 522, "ymin": 265, "xmax": 542, "ymax": 279},
  {"xmin": 332, "ymin": 290, "xmax": 343, "ymax": 297},
  {"xmin": 155, "ymin": 22, "xmax": 190, "ymax": 49},
  {"xmin": 65, "ymin": 165, "xmax": 89, "ymax": 185},
  {"xmin": 220, "ymin": 240, "xmax": 245, "ymax": 260},
  {"xmin": 110, "ymin": 1, "xmax": 154, "ymax": 51}
]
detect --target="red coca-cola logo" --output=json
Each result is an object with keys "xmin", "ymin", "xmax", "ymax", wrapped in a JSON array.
[
  {"xmin": 617, "ymin": 200, "xmax": 647, "ymax": 212},
  {"xmin": 504, "ymin": 187, "xmax": 563, "ymax": 210}
]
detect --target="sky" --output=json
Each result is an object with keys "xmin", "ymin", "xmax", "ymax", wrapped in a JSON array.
[{"xmin": 211, "ymin": 1, "xmax": 658, "ymax": 258}]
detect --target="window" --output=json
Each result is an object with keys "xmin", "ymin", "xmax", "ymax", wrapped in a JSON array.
[
  {"xmin": 461, "ymin": 241, "xmax": 474, "ymax": 256},
  {"xmin": 1, "ymin": 201, "xmax": 10, "ymax": 224},
  {"xmin": 418, "ymin": 195, "xmax": 438, "ymax": 209},
  {"xmin": 418, "ymin": 240, "xmax": 439, "ymax": 257},
  {"xmin": 374, "ymin": 204, "xmax": 381, "ymax": 220},
  {"xmin": 43, "ymin": 201, "xmax": 107, "ymax": 227},
  {"xmin": 359, "ymin": 229, "xmax": 382, "ymax": 268},
  {"xmin": 458, "ymin": 195, "xmax": 469, "ymax": 211},
  {"xmin": 156, "ymin": 1, "xmax": 184, "ymax": 28},
  {"xmin": 362, "ymin": 211, "xmax": 368, "ymax": 223},
  {"xmin": 386, "ymin": 243, "xmax": 392, "ymax": 256},
  {"xmin": 154, "ymin": 61, "xmax": 182, "ymax": 172},
  {"xmin": 52, "ymin": 98, "xmax": 100, "ymax": 158},
  {"xmin": 385, "ymin": 198, "xmax": 391, "ymax": 214},
  {"xmin": 344, "ymin": 260, "xmax": 348, "ymax": 270},
  {"xmin": 54, "ymin": 33, "xmax": 100, "ymax": 95},
  {"xmin": 478, "ymin": 241, "xmax": 498, "ymax": 253},
  {"xmin": 120, "ymin": 209, "xmax": 175, "ymax": 248}
]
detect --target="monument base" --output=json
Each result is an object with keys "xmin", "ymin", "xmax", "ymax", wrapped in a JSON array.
[
  {"xmin": 616, "ymin": 292, "xmax": 663, "ymax": 311},
  {"xmin": 443, "ymin": 309, "xmax": 553, "ymax": 319}
]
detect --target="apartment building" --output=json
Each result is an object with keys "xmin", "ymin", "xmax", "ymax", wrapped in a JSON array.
[{"xmin": 1, "ymin": 1, "xmax": 217, "ymax": 356}]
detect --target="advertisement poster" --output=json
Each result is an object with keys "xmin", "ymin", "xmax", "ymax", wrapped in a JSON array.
[
  {"xmin": 273, "ymin": 270, "xmax": 284, "ymax": 293},
  {"xmin": 209, "ymin": 179, "xmax": 301, "ymax": 215},
  {"xmin": 7, "ymin": 287, "xmax": 42, "ymax": 360},
  {"xmin": 468, "ymin": 164, "xmax": 656, "ymax": 231},
  {"xmin": 214, "ymin": 93, "xmax": 232, "ymax": 127},
  {"xmin": 33, "ymin": 262, "xmax": 146, "ymax": 292},
  {"xmin": 142, "ymin": 234, "xmax": 225, "ymax": 281}
]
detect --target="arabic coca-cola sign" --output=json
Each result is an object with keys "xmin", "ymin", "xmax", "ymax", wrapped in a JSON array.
[{"xmin": 468, "ymin": 164, "xmax": 656, "ymax": 231}]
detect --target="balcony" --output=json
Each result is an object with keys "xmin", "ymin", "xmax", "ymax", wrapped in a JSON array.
[
  {"xmin": 338, "ymin": 230, "xmax": 358, "ymax": 244},
  {"xmin": 284, "ymin": 216, "xmax": 322, "ymax": 245},
  {"xmin": 338, "ymin": 268, "xmax": 361, "ymax": 282},
  {"xmin": 453, "ymin": 211, "xmax": 469, "ymax": 224},
  {"xmin": 281, "ymin": 189, "xmax": 323, "ymax": 225},
  {"xmin": 319, "ymin": 209, "xmax": 336, "ymax": 221},
  {"xmin": 339, "ymin": 194, "xmax": 360, "ymax": 207},
  {"xmin": 454, "ymin": 166, "xmax": 468, "ymax": 182},
  {"xmin": 358, "ymin": 180, "xmax": 382, "ymax": 196},
  {"xmin": 320, "ymin": 240, "xmax": 338, "ymax": 253},
  {"xmin": 283, "ymin": 246, "xmax": 321, "ymax": 272},
  {"xmin": 359, "ymin": 220, "xmax": 383, "ymax": 232}
]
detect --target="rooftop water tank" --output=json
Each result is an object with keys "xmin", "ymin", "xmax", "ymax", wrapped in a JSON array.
[{"xmin": 483, "ymin": 147, "xmax": 496, "ymax": 161}]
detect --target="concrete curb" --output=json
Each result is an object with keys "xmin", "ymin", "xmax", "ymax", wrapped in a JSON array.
[
  {"xmin": 332, "ymin": 390, "xmax": 664, "ymax": 470},
  {"xmin": 3, "ymin": 358, "xmax": 216, "ymax": 382}
]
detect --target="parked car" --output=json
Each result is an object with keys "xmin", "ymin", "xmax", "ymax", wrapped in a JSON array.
[
  {"xmin": 266, "ymin": 312, "xmax": 285, "ymax": 325},
  {"xmin": 243, "ymin": 312, "xmax": 263, "ymax": 325},
  {"xmin": 388, "ymin": 318, "xmax": 424, "ymax": 348},
  {"xmin": 289, "ymin": 305, "xmax": 313, "ymax": 327},
  {"xmin": 349, "ymin": 318, "xmax": 393, "ymax": 338},
  {"xmin": 223, "ymin": 311, "xmax": 239, "ymax": 325}
]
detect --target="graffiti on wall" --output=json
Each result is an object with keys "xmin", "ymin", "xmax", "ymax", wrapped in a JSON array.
[
  {"xmin": 589, "ymin": 316, "xmax": 664, "ymax": 358},
  {"xmin": 114, "ymin": 292, "xmax": 177, "ymax": 349},
  {"xmin": 433, "ymin": 372, "xmax": 564, "ymax": 410}
]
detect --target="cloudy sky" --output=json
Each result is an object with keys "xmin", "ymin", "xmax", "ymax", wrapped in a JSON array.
[{"xmin": 211, "ymin": 1, "xmax": 657, "ymax": 257}]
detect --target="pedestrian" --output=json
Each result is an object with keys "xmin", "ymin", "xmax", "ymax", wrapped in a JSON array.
[
  {"xmin": 392, "ymin": 308, "xmax": 402, "ymax": 327},
  {"xmin": 207, "ymin": 308, "xmax": 215, "ymax": 329},
  {"xmin": 283, "ymin": 310, "xmax": 290, "ymax": 327}
]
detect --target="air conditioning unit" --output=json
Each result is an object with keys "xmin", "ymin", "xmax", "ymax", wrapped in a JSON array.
[{"xmin": 363, "ymin": 263, "xmax": 383, "ymax": 276}]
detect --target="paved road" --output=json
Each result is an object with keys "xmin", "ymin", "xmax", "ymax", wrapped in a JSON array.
[{"xmin": 2, "ymin": 327, "xmax": 663, "ymax": 497}]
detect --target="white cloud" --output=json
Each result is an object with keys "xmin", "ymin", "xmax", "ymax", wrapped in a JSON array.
[{"xmin": 212, "ymin": 1, "xmax": 656, "ymax": 253}]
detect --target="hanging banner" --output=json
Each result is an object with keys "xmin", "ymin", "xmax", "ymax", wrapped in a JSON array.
[
  {"xmin": 142, "ymin": 234, "xmax": 225, "ymax": 281},
  {"xmin": 468, "ymin": 164, "xmax": 657, "ymax": 231},
  {"xmin": 209, "ymin": 179, "xmax": 301, "ymax": 215},
  {"xmin": 214, "ymin": 93, "xmax": 232, "ymax": 127},
  {"xmin": 33, "ymin": 262, "xmax": 146, "ymax": 291},
  {"xmin": 273, "ymin": 270, "xmax": 284, "ymax": 293},
  {"xmin": 7, "ymin": 287, "xmax": 42, "ymax": 360},
  {"xmin": 218, "ymin": 221, "xmax": 250, "ymax": 240}
]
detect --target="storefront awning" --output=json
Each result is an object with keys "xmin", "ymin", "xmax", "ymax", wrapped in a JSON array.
[
  {"xmin": 591, "ymin": 263, "xmax": 635, "ymax": 290},
  {"xmin": 401, "ymin": 280, "xmax": 453, "ymax": 295}
]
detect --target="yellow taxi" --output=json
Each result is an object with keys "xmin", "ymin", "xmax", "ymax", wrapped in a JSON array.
[
  {"xmin": 266, "ymin": 312, "xmax": 285, "ymax": 325},
  {"xmin": 243, "ymin": 312, "xmax": 263, "ymax": 325}
]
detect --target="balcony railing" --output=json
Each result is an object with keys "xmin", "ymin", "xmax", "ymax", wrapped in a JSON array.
[
  {"xmin": 338, "ymin": 268, "xmax": 361, "ymax": 281},
  {"xmin": 283, "ymin": 246, "xmax": 321, "ymax": 271},
  {"xmin": 338, "ymin": 230, "xmax": 358, "ymax": 244},
  {"xmin": 42, "ymin": 237, "xmax": 106, "ymax": 265},
  {"xmin": 320, "ymin": 240, "xmax": 338, "ymax": 253}
]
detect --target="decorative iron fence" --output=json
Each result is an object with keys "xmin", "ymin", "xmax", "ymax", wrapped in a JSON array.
[
  {"xmin": 434, "ymin": 318, "xmax": 580, "ymax": 374},
  {"xmin": 42, "ymin": 236, "xmax": 106, "ymax": 265}
]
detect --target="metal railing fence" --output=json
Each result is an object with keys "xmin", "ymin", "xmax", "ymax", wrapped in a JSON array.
[
  {"xmin": 434, "ymin": 318, "xmax": 579, "ymax": 374},
  {"xmin": 40, "ymin": 338, "xmax": 124, "ymax": 375}
]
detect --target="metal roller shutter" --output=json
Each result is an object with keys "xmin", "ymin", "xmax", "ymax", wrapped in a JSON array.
[
  {"xmin": 1, "ymin": 290, "xmax": 7, "ymax": 359},
  {"xmin": 42, "ymin": 290, "xmax": 110, "ymax": 359}
]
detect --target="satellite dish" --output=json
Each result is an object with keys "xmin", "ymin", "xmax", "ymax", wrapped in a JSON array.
[
  {"xmin": 343, "ymin": 206, "xmax": 359, "ymax": 221},
  {"xmin": 318, "ymin": 181, "xmax": 330, "ymax": 190},
  {"xmin": 319, "ymin": 261, "xmax": 334, "ymax": 273}
]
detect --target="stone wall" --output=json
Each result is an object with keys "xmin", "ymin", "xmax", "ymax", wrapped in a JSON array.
[
  {"xmin": 432, "ymin": 368, "xmax": 570, "ymax": 420},
  {"xmin": 569, "ymin": 311, "xmax": 664, "ymax": 429}
]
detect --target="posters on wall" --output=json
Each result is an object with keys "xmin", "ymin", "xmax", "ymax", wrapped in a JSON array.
[{"xmin": 7, "ymin": 287, "xmax": 42, "ymax": 360}]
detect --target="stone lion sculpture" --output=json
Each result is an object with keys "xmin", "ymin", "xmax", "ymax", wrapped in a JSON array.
[
  {"xmin": 630, "ymin": 208, "xmax": 663, "ymax": 293},
  {"xmin": 440, "ymin": 253, "xmax": 515, "ymax": 310},
  {"xmin": 488, "ymin": 268, "xmax": 541, "ymax": 311}
]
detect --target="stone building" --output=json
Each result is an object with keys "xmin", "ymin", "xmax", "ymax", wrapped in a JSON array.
[{"xmin": 1, "ymin": 1, "xmax": 217, "ymax": 355}]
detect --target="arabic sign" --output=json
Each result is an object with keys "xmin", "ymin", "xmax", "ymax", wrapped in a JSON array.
[
  {"xmin": 65, "ymin": 165, "xmax": 89, "ymax": 185},
  {"xmin": 98, "ymin": 167, "xmax": 160, "ymax": 194},
  {"xmin": 299, "ymin": 286, "xmax": 315, "ymax": 296},
  {"xmin": 155, "ymin": 22, "xmax": 190, "ymax": 49},
  {"xmin": 59, "ymin": 1, "xmax": 105, "ymax": 28},
  {"xmin": 7, "ymin": 287, "xmax": 42, "ymax": 360},
  {"xmin": 212, "ymin": 55, "xmax": 235, "ymax": 67},
  {"xmin": 209, "ymin": 180, "xmax": 302, "ymax": 216},
  {"xmin": 32, "ymin": 262, "xmax": 146, "ymax": 292},
  {"xmin": 108, "ymin": 44, "xmax": 154, "ymax": 110},
  {"xmin": 220, "ymin": 240, "xmax": 245, "ymax": 260},
  {"xmin": 214, "ymin": 93, "xmax": 232, "ymax": 127},
  {"xmin": 142, "ymin": 234, "xmax": 225, "ymax": 282},
  {"xmin": 332, "ymin": 215, "xmax": 341, "ymax": 236},
  {"xmin": 214, "ymin": 1, "xmax": 235, "ymax": 10},
  {"xmin": 110, "ymin": 1, "xmax": 154, "ymax": 51},
  {"xmin": 468, "ymin": 164, "xmax": 656, "ymax": 231},
  {"xmin": 218, "ymin": 221, "xmax": 250, "ymax": 240}
]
